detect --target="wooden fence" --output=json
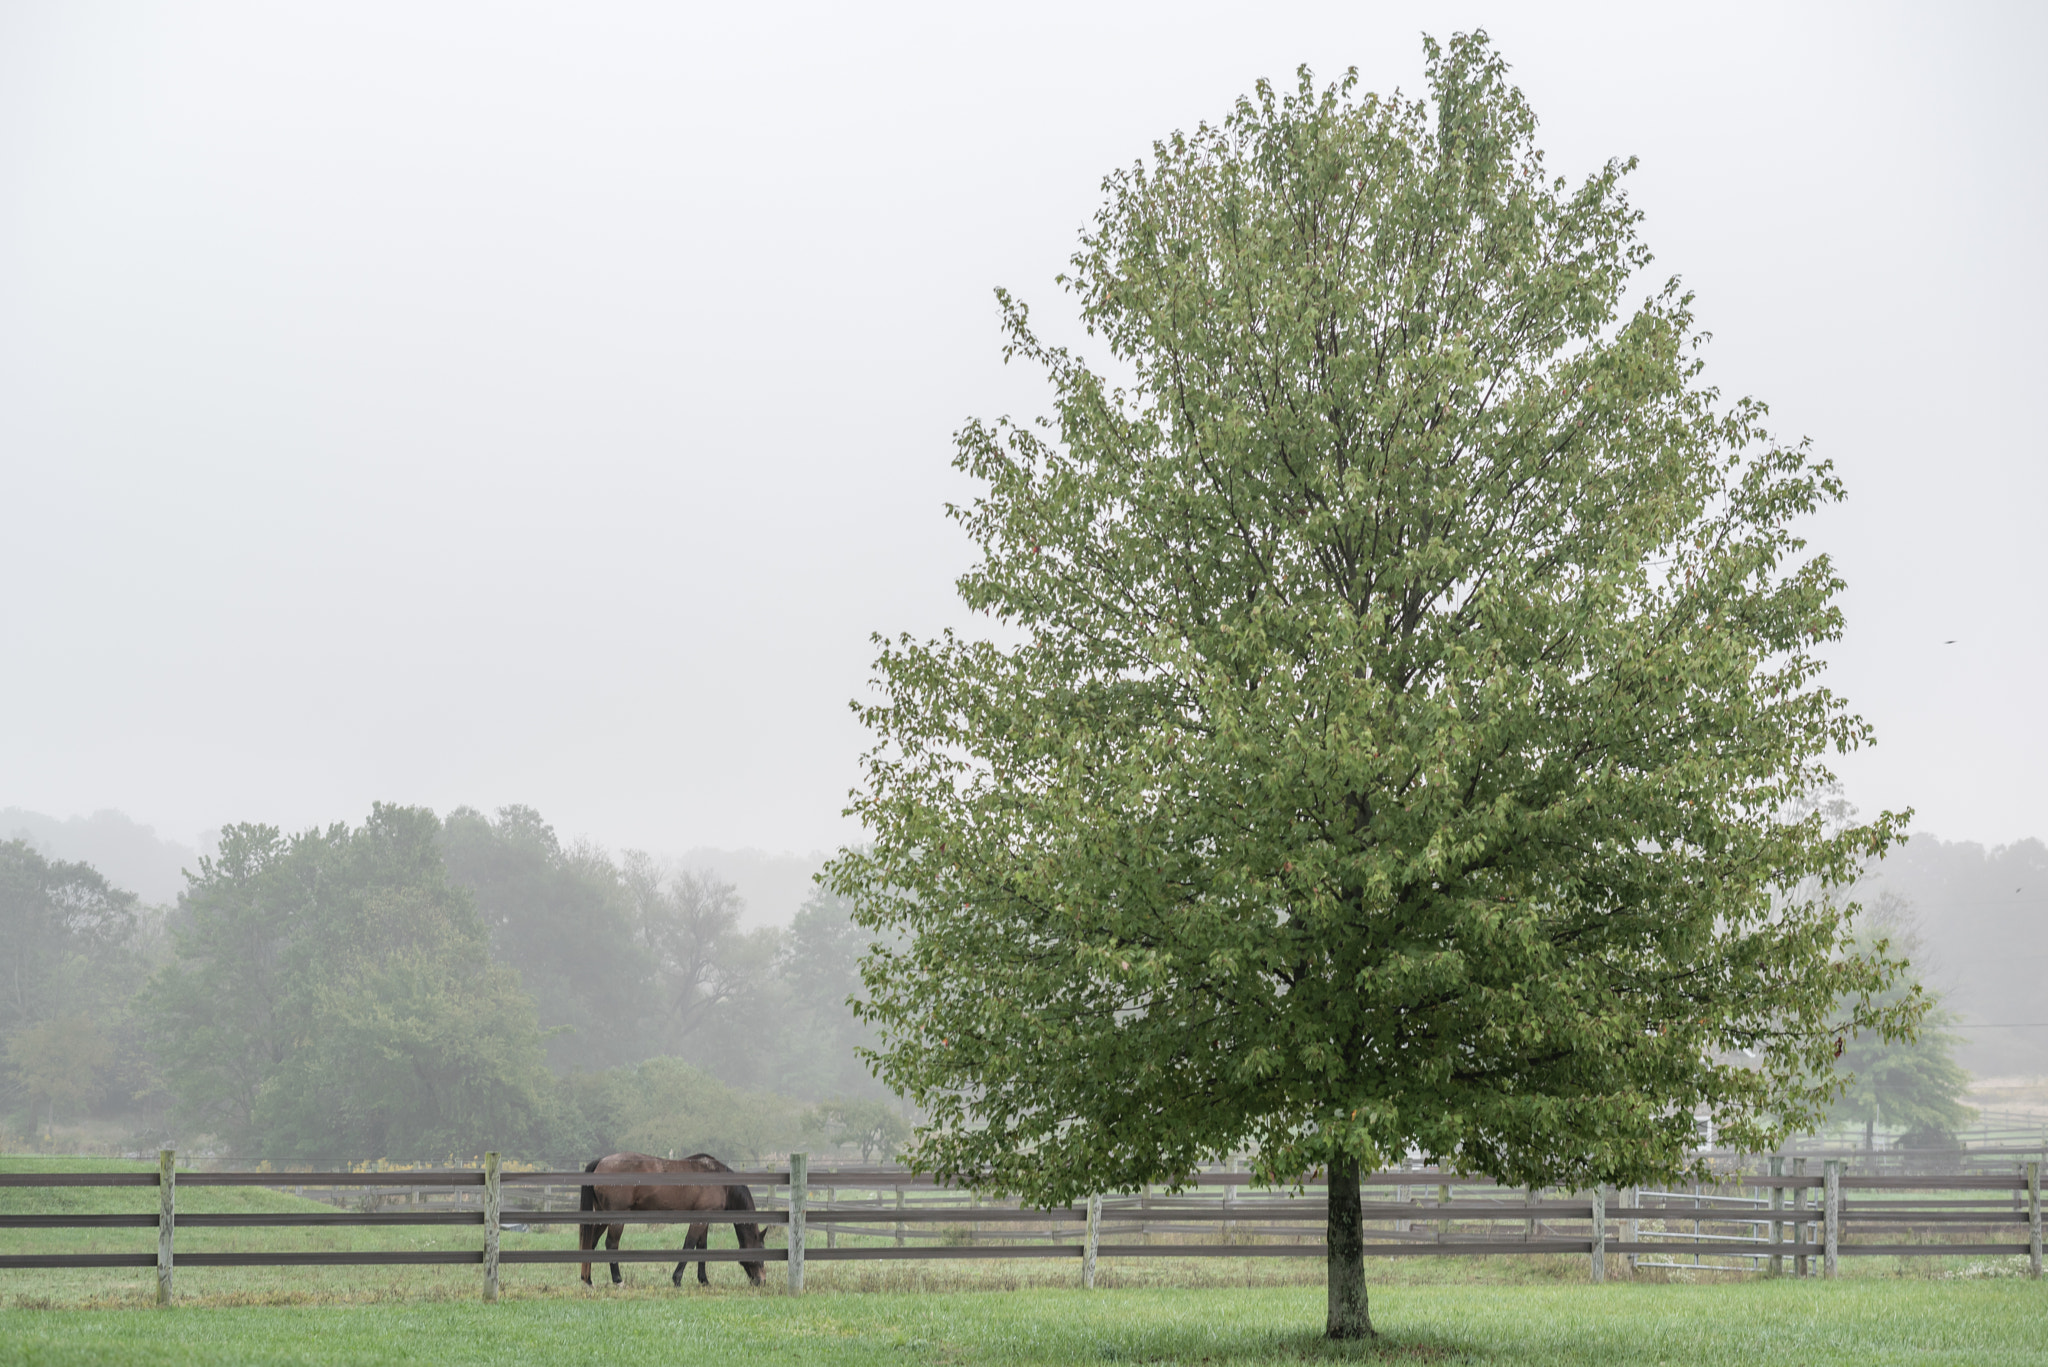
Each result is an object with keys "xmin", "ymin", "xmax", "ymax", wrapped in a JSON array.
[{"xmin": 2, "ymin": 1151, "xmax": 2039, "ymax": 1304}]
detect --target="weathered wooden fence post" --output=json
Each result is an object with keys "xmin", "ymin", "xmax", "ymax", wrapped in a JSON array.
[
  {"xmin": 787, "ymin": 1153, "xmax": 807, "ymax": 1295},
  {"xmin": 2027, "ymin": 1157, "xmax": 2041, "ymax": 1279},
  {"xmin": 826, "ymin": 1186, "xmax": 836, "ymax": 1250},
  {"xmin": 1793, "ymin": 1157, "xmax": 1809, "ymax": 1277},
  {"xmin": 1624, "ymin": 1186, "xmax": 1638, "ymax": 1275},
  {"xmin": 1823, "ymin": 1159, "xmax": 1841, "ymax": 1279},
  {"xmin": 482, "ymin": 1152, "xmax": 500, "ymax": 1303},
  {"xmin": 156, "ymin": 1148, "xmax": 175, "ymax": 1306},
  {"xmin": 1590, "ymin": 1187, "xmax": 1606, "ymax": 1283},
  {"xmin": 894, "ymin": 1182, "xmax": 905, "ymax": 1248},
  {"xmin": 1082, "ymin": 1193, "xmax": 1101, "ymax": 1289},
  {"xmin": 1768, "ymin": 1156, "xmax": 1784, "ymax": 1276}
]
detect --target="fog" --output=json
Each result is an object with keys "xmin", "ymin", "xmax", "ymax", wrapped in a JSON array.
[{"xmin": 3, "ymin": 0, "xmax": 2042, "ymax": 866}]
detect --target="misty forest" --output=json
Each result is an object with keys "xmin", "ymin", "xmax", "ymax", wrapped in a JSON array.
[
  {"xmin": 1, "ymin": 804, "xmax": 904, "ymax": 1164},
  {"xmin": 4, "ymin": 799, "xmax": 2036, "ymax": 1167}
]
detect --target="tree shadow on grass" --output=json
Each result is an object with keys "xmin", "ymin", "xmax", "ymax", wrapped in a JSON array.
[{"xmin": 1093, "ymin": 1328, "xmax": 1477, "ymax": 1364}]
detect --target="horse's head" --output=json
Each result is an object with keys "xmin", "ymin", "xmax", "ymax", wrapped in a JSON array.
[{"xmin": 736, "ymin": 1219, "xmax": 768, "ymax": 1285}]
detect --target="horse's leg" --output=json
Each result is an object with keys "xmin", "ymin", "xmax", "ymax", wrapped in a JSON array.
[
  {"xmin": 688, "ymin": 1222, "xmax": 713, "ymax": 1285},
  {"xmin": 674, "ymin": 1222, "xmax": 702, "ymax": 1288},
  {"xmin": 579, "ymin": 1215, "xmax": 600, "ymax": 1286},
  {"xmin": 607, "ymin": 1222, "xmax": 624, "ymax": 1285}
]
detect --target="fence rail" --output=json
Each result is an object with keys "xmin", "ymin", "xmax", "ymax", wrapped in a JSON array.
[{"xmin": 2, "ymin": 1150, "xmax": 2039, "ymax": 1303}]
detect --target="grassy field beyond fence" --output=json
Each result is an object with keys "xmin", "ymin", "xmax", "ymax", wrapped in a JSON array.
[{"xmin": 2, "ymin": 1281, "xmax": 2045, "ymax": 1367}]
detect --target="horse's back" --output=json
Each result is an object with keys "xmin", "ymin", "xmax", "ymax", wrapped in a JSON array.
[{"xmin": 589, "ymin": 1152, "xmax": 735, "ymax": 1212}]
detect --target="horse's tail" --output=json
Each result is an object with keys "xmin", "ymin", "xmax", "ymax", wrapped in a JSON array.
[{"xmin": 578, "ymin": 1159, "xmax": 602, "ymax": 1284}]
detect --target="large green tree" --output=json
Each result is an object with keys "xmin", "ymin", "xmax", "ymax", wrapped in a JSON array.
[
  {"xmin": 829, "ymin": 35, "xmax": 1917, "ymax": 1337},
  {"xmin": 140, "ymin": 805, "xmax": 555, "ymax": 1158}
]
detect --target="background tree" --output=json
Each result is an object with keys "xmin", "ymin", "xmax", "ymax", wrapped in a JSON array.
[
  {"xmin": 801, "ymin": 1096, "xmax": 912, "ymax": 1163},
  {"xmin": 134, "ymin": 822, "xmax": 324, "ymax": 1151},
  {"xmin": 1829, "ymin": 894, "xmax": 1975, "ymax": 1148},
  {"xmin": 142, "ymin": 805, "xmax": 556, "ymax": 1158},
  {"xmin": 0, "ymin": 840, "xmax": 137, "ymax": 1137},
  {"xmin": 0, "ymin": 839, "xmax": 137, "ymax": 1034},
  {"xmin": 554, "ymin": 1055, "xmax": 806, "ymax": 1163},
  {"xmin": 5, "ymin": 1014, "xmax": 113, "ymax": 1142},
  {"xmin": 773, "ymin": 887, "xmax": 892, "ymax": 1099},
  {"xmin": 830, "ymin": 34, "xmax": 1916, "ymax": 1338},
  {"xmin": 625, "ymin": 854, "xmax": 788, "ymax": 1078},
  {"xmin": 441, "ymin": 805, "xmax": 659, "ymax": 1070}
]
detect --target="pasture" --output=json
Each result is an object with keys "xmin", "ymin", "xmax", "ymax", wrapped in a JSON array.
[{"xmin": 2, "ymin": 1281, "xmax": 2044, "ymax": 1366}]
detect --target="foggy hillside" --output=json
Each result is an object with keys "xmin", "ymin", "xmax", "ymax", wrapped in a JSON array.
[
  {"xmin": 1864, "ymin": 834, "xmax": 2048, "ymax": 1078},
  {"xmin": 0, "ymin": 808, "xmax": 198, "ymax": 906}
]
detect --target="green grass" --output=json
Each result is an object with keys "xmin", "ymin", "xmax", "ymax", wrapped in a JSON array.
[{"xmin": 1, "ymin": 1281, "xmax": 2044, "ymax": 1366}]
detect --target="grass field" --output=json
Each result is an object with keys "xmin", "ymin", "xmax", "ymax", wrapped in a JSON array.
[
  {"xmin": 2, "ymin": 1281, "xmax": 2044, "ymax": 1366},
  {"xmin": 5, "ymin": 1157, "xmax": 2043, "ymax": 1364}
]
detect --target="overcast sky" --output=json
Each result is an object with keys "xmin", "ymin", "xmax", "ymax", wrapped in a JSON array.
[{"xmin": 2, "ymin": 0, "xmax": 2042, "ymax": 862}]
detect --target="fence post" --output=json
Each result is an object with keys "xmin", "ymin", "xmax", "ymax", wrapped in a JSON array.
[
  {"xmin": 1768, "ymin": 1156, "xmax": 1784, "ymax": 1277},
  {"xmin": 827, "ymin": 1186, "xmax": 836, "ymax": 1250},
  {"xmin": 894, "ymin": 1183, "xmax": 905, "ymax": 1248},
  {"xmin": 1793, "ymin": 1157, "xmax": 1809, "ymax": 1277},
  {"xmin": 1083, "ymin": 1193, "xmax": 1101, "ymax": 1288},
  {"xmin": 482, "ymin": 1151, "xmax": 500, "ymax": 1303},
  {"xmin": 1590, "ymin": 1187, "xmax": 1605, "ymax": 1283},
  {"xmin": 1624, "ymin": 1186, "xmax": 1638, "ymax": 1274},
  {"xmin": 1823, "ymin": 1159, "xmax": 1841, "ymax": 1279},
  {"xmin": 156, "ymin": 1148, "xmax": 175, "ymax": 1306},
  {"xmin": 2028, "ymin": 1157, "xmax": 2041, "ymax": 1279},
  {"xmin": 787, "ymin": 1153, "xmax": 807, "ymax": 1295}
]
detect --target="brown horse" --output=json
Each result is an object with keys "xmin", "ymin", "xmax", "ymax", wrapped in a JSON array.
[{"xmin": 578, "ymin": 1152, "xmax": 766, "ymax": 1287}]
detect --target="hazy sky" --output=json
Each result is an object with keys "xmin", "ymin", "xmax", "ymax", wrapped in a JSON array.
[{"xmin": 3, "ymin": 0, "xmax": 2042, "ymax": 859}]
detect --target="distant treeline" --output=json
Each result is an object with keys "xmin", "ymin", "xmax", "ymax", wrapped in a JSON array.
[{"xmin": 0, "ymin": 804, "xmax": 892, "ymax": 1163}]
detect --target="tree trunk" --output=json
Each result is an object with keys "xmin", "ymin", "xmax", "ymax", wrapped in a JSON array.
[{"xmin": 1325, "ymin": 1150, "xmax": 1373, "ymax": 1338}]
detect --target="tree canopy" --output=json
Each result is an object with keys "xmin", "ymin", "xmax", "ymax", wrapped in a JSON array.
[
  {"xmin": 829, "ymin": 33, "xmax": 1916, "ymax": 1337},
  {"xmin": 441, "ymin": 804, "xmax": 658, "ymax": 1071},
  {"xmin": 139, "ymin": 805, "xmax": 555, "ymax": 1158},
  {"xmin": 116, "ymin": 802, "xmax": 891, "ymax": 1161},
  {"xmin": 0, "ymin": 839, "xmax": 141, "ymax": 1135}
]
